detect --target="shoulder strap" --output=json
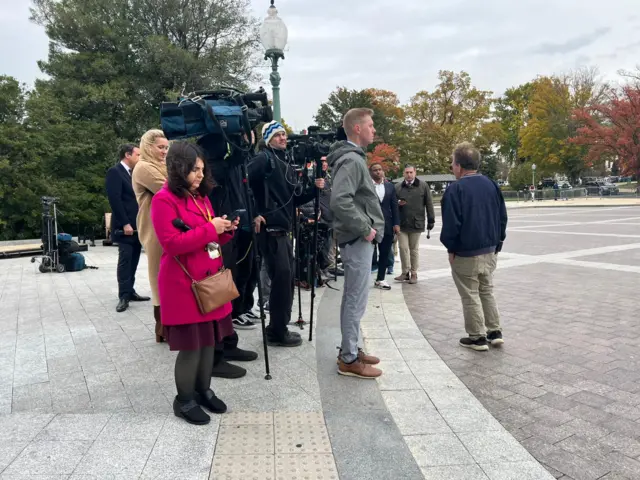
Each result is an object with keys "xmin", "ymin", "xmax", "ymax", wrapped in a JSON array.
[{"xmin": 174, "ymin": 256, "xmax": 195, "ymax": 282}]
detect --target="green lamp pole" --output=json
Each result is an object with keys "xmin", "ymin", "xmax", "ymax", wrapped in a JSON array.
[{"xmin": 260, "ymin": 0, "xmax": 288, "ymax": 123}]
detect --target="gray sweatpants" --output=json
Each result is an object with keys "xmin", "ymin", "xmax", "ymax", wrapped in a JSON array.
[{"xmin": 340, "ymin": 239, "xmax": 374, "ymax": 363}]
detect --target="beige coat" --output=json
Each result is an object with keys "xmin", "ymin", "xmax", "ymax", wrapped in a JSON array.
[{"xmin": 132, "ymin": 159, "xmax": 167, "ymax": 306}]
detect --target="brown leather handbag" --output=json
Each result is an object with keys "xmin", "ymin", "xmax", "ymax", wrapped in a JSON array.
[{"xmin": 175, "ymin": 258, "xmax": 239, "ymax": 314}]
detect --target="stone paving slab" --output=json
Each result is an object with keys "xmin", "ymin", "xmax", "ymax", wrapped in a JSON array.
[
  {"xmin": 362, "ymin": 288, "xmax": 554, "ymax": 480},
  {"xmin": 405, "ymin": 206, "xmax": 640, "ymax": 480}
]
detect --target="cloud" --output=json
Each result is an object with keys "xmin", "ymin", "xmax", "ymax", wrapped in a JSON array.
[
  {"xmin": 529, "ymin": 27, "xmax": 612, "ymax": 55},
  {"xmin": 1, "ymin": 0, "xmax": 639, "ymax": 132}
]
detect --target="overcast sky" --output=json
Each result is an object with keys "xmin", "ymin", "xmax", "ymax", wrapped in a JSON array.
[{"xmin": 1, "ymin": 0, "xmax": 639, "ymax": 131}]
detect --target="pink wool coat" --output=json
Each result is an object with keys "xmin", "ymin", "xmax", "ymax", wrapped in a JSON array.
[{"xmin": 151, "ymin": 184, "xmax": 234, "ymax": 327}]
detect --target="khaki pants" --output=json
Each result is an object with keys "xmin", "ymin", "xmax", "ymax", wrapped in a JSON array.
[
  {"xmin": 451, "ymin": 253, "xmax": 501, "ymax": 339},
  {"xmin": 398, "ymin": 231, "xmax": 422, "ymax": 274}
]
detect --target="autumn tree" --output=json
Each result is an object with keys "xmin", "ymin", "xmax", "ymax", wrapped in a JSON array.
[
  {"xmin": 519, "ymin": 68, "xmax": 609, "ymax": 183},
  {"xmin": 404, "ymin": 70, "xmax": 493, "ymax": 173},
  {"xmin": 367, "ymin": 144, "xmax": 401, "ymax": 177},
  {"xmin": 571, "ymin": 85, "xmax": 640, "ymax": 179}
]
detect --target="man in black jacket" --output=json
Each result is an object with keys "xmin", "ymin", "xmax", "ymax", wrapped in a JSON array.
[
  {"xmin": 441, "ymin": 142, "xmax": 508, "ymax": 352},
  {"xmin": 249, "ymin": 121, "xmax": 324, "ymax": 347},
  {"xmin": 105, "ymin": 144, "xmax": 150, "ymax": 312},
  {"xmin": 370, "ymin": 163, "xmax": 400, "ymax": 289}
]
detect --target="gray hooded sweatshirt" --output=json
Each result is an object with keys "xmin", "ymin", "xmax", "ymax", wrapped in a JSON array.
[{"xmin": 328, "ymin": 141, "xmax": 384, "ymax": 245}]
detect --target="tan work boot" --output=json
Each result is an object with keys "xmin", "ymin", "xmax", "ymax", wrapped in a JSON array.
[
  {"xmin": 394, "ymin": 272, "xmax": 410, "ymax": 282},
  {"xmin": 338, "ymin": 359, "xmax": 382, "ymax": 379},
  {"xmin": 408, "ymin": 272, "xmax": 417, "ymax": 284}
]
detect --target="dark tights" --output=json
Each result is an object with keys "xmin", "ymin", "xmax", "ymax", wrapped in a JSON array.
[{"xmin": 174, "ymin": 346, "xmax": 215, "ymax": 402}]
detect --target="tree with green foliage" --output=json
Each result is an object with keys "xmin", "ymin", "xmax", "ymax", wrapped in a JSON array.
[
  {"xmin": 494, "ymin": 83, "xmax": 533, "ymax": 163},
  {"xmin": 481, "ymin": 153, "xmax": 499, "ymax": 181},
  {"xmin": 508, "ymin": 161, "xmax": 534, "ymax": 191},
  {"xmin": 0, "ymin": 0, "xmax": 261, "ymax": 239},
  {"xmin": 314, "ymin": 87, "xmax": 406, "ymax": 147},
  {"xmin": 0, "ymin": 76, "xmax": 56, "ymax": 239}
]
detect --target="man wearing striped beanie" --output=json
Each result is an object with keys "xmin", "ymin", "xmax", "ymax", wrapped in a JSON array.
[
  {"xmin": 262, "ymin": 121, "xmax": 287, "ymax": 149},
  {"xmin": 248, "ymin": 120, "xmax": 325, "ymax": 347}
]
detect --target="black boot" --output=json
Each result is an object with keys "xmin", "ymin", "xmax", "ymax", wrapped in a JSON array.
[
  {"xmin": 224, "ymin": 347, "xmax": 258, "ymax": 362},
  {"xmin": 173, "ymin": 397, "xmax": 210, "ymax": 425},
  {"xmin": 195, "ymin": 389, "xmax": 227, "ymax": 414},
  {"xmin": 211, "ymin": 359, "xmax": 247, "ymax": 379}
]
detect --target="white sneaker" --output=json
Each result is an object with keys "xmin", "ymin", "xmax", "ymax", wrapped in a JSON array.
[{"xmin": 374, "ymin": 280, "xmax": 391, "ymax": 290}]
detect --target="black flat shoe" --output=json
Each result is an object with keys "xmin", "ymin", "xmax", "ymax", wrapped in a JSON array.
[
  {"xmin": 211, "ymin": 360, "xmax": 247, "ymax": 379},
  {"xmin": 130, "ymin": 292, "xmax": 151, "ymax": 302},
  {"xmin": 173, "ymin": 397, "xmax": 210, "ymax": 425},
  {"xmin": 195, "ymin": 389, "xmax": 227, "ymax": 414},
  {"xmin": 116, "ymin": 298, "xmax": 129, "ymax": 313},
  {"xmin": 223, "ymin": 347, "xmax": 258, "ymax": 362}
]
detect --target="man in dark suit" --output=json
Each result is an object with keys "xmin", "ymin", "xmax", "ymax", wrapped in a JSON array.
[
  {"xmin": 370, "ymin": 163, "xmax": 400, "ymax": 289},
  {"xmin": 106, "ymin": 144, "xmax": 150, "ymax": 312}
]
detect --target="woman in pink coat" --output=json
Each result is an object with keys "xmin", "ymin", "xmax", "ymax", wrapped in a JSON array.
[{"xmin": 151, "ymin": 141, "xmax": 238, "ymax": 425}]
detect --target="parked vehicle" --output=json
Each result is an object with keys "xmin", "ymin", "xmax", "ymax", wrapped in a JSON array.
[{"xmin": 584, "ymin": 181, "xmax": 619, "ymax": 196}]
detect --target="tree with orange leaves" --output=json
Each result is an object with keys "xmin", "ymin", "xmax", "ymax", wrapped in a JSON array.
[
  {"xmin": 367, "ymin": 143, "xmax": 401, "ymax": 178},
  {"xmin": 571, "ymin": 86, "xmax": 640, "ymax": 178}
]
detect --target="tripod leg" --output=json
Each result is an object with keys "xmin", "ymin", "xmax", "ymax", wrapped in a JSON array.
[
  {"xmin": 294, "ymin": 216, "xmax": 305, "ymax": 329},
  {"xmin": 241, "ymin": 160, "xmax": 271, "ymax": 380}
]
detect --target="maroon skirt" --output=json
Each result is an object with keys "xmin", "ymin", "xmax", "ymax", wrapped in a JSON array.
[{"xmin": 165, "ymin": 314, "xmax": 235, "ymax": 351}]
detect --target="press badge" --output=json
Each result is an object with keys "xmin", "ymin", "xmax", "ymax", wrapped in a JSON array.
[{"xmin": 206, "ymin": 242, "xmax": 221, "ymax": 260}]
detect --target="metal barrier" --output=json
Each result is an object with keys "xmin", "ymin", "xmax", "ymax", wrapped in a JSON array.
[
  {"xmin": 433, "ymin": 187, "xmax": 638, "ymax": 202},
  {"xmin": 501, "ymin": 188, "xmax": 638, "ymax": 202}
]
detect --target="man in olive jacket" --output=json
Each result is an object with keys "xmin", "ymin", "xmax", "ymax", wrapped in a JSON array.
[
  {"xmin": 329, "ymin": 108, "xmax": 384, "ymax": 379},
  {"xmin": 394, "ymin": 165, "xmax": 435, "ymax": 284}
]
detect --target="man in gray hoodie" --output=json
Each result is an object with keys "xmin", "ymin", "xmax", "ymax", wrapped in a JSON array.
[{"xmin": 328, "ymin": 108, "xmax": 385, "ymax": 379}]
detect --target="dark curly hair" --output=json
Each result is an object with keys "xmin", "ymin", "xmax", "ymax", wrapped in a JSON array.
[{"xmin": 166, "ymin": 141, "xmax": 214, "ymax": 198}]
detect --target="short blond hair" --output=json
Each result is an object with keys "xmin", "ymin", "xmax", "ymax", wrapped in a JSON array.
[
  {"xmin": 343, "ymin": 108, "xmax": 374, "ymax": 136},
  {"xmin": 139, "ymin": 129, "xmax": 167, "ymax": 162}
]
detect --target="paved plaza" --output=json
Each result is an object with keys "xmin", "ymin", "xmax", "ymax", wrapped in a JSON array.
[
  {"xmin": 406, "ymin": 205, "xmax": 640, "ymax": 480},
  {"xmin": 0, "ymin": 204, "xmax": 638, "ymax": 479}
]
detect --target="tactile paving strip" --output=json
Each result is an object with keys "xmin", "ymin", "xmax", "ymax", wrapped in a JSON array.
[
  {"xmin": 275, "ymin": 454, "xmax": 339, "ymax": 480},
  {"xmin": 275, "ymin": 424, "xmax": 332, "ymax": 454},
  {"xmin": 274, "ymin": 411, "xmax": 325, "ymax": 426},
  {"xmin": 216, "ymin": 425, "xmax": 275, "ymax": 455},
  {"xmin": 221, "ymin": 412, "xmax": 274, "ymax": 426},
  {"xmin": 211, "ymin": 454, "xmax": 275, "ymax": 480}
]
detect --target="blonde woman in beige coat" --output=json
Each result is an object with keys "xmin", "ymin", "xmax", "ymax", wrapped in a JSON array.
[{"xmin": 132, "ymin": 129, "xmax": 170, "ymax": 342}]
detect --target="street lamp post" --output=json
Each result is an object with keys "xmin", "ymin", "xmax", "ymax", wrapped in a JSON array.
[
  {"xmin": 532, "ymin": 163, "xmax": 537, "ymax": 201},
  {"xmin": 260, "ymin": 0, "xmax": 288, "ymax": 123},
  {"xmin": 532, "ymin": 163, "xmax": 537, "ymax": 187}
]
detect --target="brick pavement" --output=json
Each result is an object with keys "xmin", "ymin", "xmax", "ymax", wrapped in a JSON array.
[{"xmin": 404, "ymin": 206, "xmax": 640, "ymax": 480}]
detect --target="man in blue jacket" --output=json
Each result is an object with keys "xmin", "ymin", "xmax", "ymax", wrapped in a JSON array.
[{"xmin": 441, "ymin": 142, "xmax": 508, "ymax": 351}]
